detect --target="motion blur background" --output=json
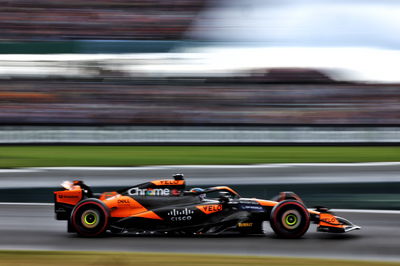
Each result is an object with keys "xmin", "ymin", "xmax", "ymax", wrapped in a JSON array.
[
  {"xmin": 0, "ymin": 0, "xmax": 399, "ymax": 128},
  {"xmin": 0, "ymin": 0, "xmax": 398, "ymax": 208},
  {"xmin": 1, "ymin": 1, "xmax": 400, "ymax": 264}
]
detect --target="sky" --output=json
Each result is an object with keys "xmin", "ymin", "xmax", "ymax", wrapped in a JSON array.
[{"xmin": 189, "ymin": 0, "xmax": 400, "ymax": 49}]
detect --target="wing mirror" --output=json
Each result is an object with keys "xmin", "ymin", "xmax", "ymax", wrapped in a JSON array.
[{"xmin": 218, "ymin": 191, "xmax": 231, "ymax": 204}]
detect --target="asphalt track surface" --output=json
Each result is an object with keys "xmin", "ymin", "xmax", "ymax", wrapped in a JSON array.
[
  {"xmin": 0, "ymin": 204, "xmax": 399, "ymax": 261},
  {"xmin": 1, "ymin": 164, "xmax": 400, "ymax": 261}
]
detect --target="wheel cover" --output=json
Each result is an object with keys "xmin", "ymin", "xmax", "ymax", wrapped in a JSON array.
[
  {"xmin": 281, "ymin": 209, "xmax": 301, "ymax": 230},
  {"xmin": 81, "ymin": 209, "xmax": 100, "ymax": 229}
]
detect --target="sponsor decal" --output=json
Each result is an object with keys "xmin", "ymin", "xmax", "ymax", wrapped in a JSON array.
[
  {"xmin": 117, "ymin": 199, "xmax": 130, "ymax": 205},
  {"xmin": 128, "ymin": 187, "xmax": 170, "ymax": 196},
  {"xmin": 58, "ymin": 194, "xmax": 79, "ymax": 199},
  {"xmin": 239, "ymin": 200, "xmax": 260, "ymax": 205},
  {"xmin": 196, "ymin": 204, "xmax": 223, "ymax": 214},
  {"xmin": 158, "ymin": 180, "xmax": 181, "ymax": 185},
  {"xmin": 237, "ymin": 222, "xmax": 253, "ymax": 228},
  {"xmin": 322, "ymin": 217, "xmax": 338, "ymax": 223},
  {"xmin": 239, "ymin": 204, "xmax": 264, "ymax": 211},
  {"xmin": 55, "ymin": 208, "xmax": 66, "ymax": 213},
  {"xmin": 168, "ymin": 208, "xmax": 194, "ymax": 221},
  {"xmin": 320, "ymin": 213, "xmax": 339, "ymax": 224}
]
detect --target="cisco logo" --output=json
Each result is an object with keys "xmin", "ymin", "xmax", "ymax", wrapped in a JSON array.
[{"xmin": 168, "ymin": 208, "xmax": 194, "ymax": 221}]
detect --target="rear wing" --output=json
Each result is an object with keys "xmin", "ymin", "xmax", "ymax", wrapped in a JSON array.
[{"xmin": 54, "ymin": 180, "xmax": 86, "ymax": 220}]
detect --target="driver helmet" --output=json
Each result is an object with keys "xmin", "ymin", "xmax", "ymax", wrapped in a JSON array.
[
  {"xmin": 190, "ymin": 188, "xmax": 206, "ymax": 200},
  {"xmin": 173, "ymin": 173, "xmax": 184, "ymax": 180}
]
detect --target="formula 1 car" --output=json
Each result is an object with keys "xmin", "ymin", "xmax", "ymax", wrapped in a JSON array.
[{"xmin": 54, "ymin": 174, "xmax": 360, "ymax": 238}]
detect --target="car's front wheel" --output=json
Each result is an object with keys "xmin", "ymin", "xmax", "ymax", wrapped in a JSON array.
[
  {"xmin": 70, "ymin": 199, "xmax": 109, "ymax": 237},
  {"xmin": 269, "ymin": 200, "xmax": 310, "ymax": 239}
]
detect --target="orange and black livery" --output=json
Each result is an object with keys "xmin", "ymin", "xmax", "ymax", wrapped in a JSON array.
[{"xmin": 54, "ymin": 174, "xmax": 360, "ymax": 238}]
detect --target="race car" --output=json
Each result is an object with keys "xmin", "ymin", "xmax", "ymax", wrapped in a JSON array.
[{"xmin": 54, "ymin": 174, "xmax": 360, "ymax": 238}]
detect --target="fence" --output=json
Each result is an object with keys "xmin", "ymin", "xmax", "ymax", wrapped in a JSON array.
[{"xmin": 0, "ymin": 126, "xmax": 399, "ymax": 144}]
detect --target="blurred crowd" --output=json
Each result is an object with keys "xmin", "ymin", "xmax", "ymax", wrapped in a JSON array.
[
  {"xmin": 0, "ymin": 1, "xmax": 399, "ymax": 127},
  {"xmin": 0, "ymin": 78, "xmax": 399, "ymax": 126},
  {"xmin": 0, "ymin": 0, "xmax": 205, "ymax": 40}
]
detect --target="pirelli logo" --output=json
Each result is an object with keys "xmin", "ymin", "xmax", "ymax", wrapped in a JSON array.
[
  {"xmin": 237, "ymin": 222, "xmax": 253, "ymax": 228},
  {"xmin": 196, "ymin": 204, "xmax": 223, "ymax": 214}
]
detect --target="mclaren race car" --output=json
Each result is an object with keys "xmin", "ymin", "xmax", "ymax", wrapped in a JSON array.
[{"xmin": 54, "ymin": 174, "xmax": 360, "ymax": 238}]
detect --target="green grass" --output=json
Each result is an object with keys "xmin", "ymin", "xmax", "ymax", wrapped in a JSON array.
[
  {"xmin": 0, "ymin": 146, "xmax": 399, "ymax": 168},
  {"xmin": 0, "ymin": 251, "xmax": 398, "ymax": 266}
]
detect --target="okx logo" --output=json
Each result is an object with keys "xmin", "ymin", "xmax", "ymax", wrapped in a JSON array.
[{"xmin": 167, "ymin": 208, "xmax": 194, "ymax": 221}]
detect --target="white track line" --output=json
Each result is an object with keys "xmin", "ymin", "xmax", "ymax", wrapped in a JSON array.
[
  {"xmin": 0, "ymin": 169, "xmax": 42, "ymax": 173},
  {"xmin": 332, "ymin": 209, "xmax": 400, "ymax": 214},
  {"xmin": 5, "ymin": 162, "xmax": 400, "ymax": 172},
  {"xmin": 0, "ymin": 202, "xmax": 53, "ymax": 206}
]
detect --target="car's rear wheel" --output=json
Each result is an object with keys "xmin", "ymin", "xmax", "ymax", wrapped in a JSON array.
[
  {"xmin": 270, "ymin": 200, "xmax": 310, "ymax": 239},
  {"xmin": 70, "ymin": 199, "xmax": 109, "ymax": 237}
]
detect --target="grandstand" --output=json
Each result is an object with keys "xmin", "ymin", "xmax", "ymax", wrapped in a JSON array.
[
  {"xmin": 0, "ymin": 0, "xmax": 399, "ymax": 128},
  {"xmin": 0, "ymin": 0, "xmax": 206, "ymax": 41},
  {"xmin": 0, "ymin": 78, "xmax": 399, "ymax": 126}
]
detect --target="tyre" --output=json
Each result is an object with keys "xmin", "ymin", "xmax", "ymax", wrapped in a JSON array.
[
  {"xmin": 271, "ymin": 192, "xmax": 303, "ymax": 203},
  {"xmin": 70, "ymin": 199, "xmax": 110, "ymax": 237},
  {"xmin": 270, "ymin": 200, "xmax": 310, "ymax": 239}
]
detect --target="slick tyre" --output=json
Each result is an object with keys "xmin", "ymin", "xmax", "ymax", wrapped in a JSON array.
[
  {"xmin": 270, "ymin": 200, "xmax": 310, "ymax": 239},
  {"xmin": 70, "ymin": 199, "xmax": 110, "ymax": 237}
]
